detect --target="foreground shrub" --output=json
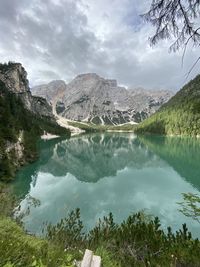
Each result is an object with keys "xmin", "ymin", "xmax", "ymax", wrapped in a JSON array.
[
  {"xmin": 46, "ymin": 209, "xmax": 200, "ymax": 267},
  {"xmin": 0, "ymin": 217, "xmax": 81, "ymax": 267}
]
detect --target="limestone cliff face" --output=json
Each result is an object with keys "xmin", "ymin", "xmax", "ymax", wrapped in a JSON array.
[
  {"xmin": 32, "ymin": 73, "xmax": 173, "ymax": 125},
  {"xmin": 0, "ymin": 63, "xmax": 29, "ymax": 93},
  {"xmin": 31, "ymin": 80, "xmax": 66, "ymax": 114},
  {"xmin": 4, "ymin": 131, "xmax": 26, "ymax": 171},
  {"xmin": 0, "ymin": 62, "xmax": 54, "ymax": 120},
  {"xmin": 0, "ymin": 62, "xmax": 69, "ymax": 181}
]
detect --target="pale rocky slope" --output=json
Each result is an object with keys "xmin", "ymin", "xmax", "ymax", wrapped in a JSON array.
[{"xmin": 32, "ymin": 73, "xmax": 173, "ymax": 125}]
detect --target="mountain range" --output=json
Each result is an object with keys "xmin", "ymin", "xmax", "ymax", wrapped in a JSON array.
[{"xmin": 32, "ymin": 73, "xmax": 173, "ymax": 125}]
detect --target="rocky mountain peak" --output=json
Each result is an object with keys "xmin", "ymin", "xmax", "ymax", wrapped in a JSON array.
[
  {"xmin": 73, "ymin": 73, "xmax": 117, "ymax": 86},
  {"xmin": 32, "ymin": 73, "xmax": 174, "ymax": 125},
  {"xmin": 105, "ymin": 79, "xmax": 117, "ymax": 87},
  {"xmin": 75, "ymin": 73, "xmax": 100, "ymax": 80},
  {"xmin": 31, "ymin": 80, "xmax": 66, "ymax": 103},
  {"xmin": 0, "ymin": 62, "xmax": 29, "ymax": 93},
  {"xmin": 0, "ymin": 62, "xmax": 55, "ymax": 120},
  {"xmin": 48, "ymin": 80, "xmax": 66, "ymax": 87},
  {"xmin": 68, "ymin": 73, "xmax": 103, "ymax": 91}
]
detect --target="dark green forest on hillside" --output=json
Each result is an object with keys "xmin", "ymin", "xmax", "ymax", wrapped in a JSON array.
[
  {"xmin": 135, "ymin": 75, "xmax": 200, "ymax": 136},
  {"xmin": 0, "ymin": 81, "xmax": 70, "ymax": 182}
]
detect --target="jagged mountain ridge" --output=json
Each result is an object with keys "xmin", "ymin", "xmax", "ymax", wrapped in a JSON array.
[{"xmin": 32, "ymin": 73, "xmax": 173, "ymax": 125}]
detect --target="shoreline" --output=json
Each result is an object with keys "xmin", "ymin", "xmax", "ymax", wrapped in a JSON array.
[
  {"xmin": 106, "ymin": 130, "xmax": 135, "ymax": 133},
  {"xmin": 41, "ymin": 133, "xmax": 60, "ymax": 140},
  {"xmin": 55, "ymin": 115, "xmax": 85, "ymax": 136}
]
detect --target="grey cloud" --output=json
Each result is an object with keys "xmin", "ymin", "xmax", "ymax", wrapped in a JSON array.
[
  {"xmin": 0, "ymin": 0, "xmax": 26, "ymax": 23},
  {"xmin": 0, "ymin": 0, "xmax": 199, "ymax": 90},
  {"xmin": 17, "ymin": 0, "xmax": 102, "ymax": 78},
  {"xmin": 38, "ymin": 70, "xmax": 62, "ymax": 81}
]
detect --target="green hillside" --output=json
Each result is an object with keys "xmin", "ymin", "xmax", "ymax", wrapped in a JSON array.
[
  {"xmin": 135, "ymin": 75, "xmax": 200, "ymax": 136},
  {"xmin": 0, "ymin": 81, "xmax": 70, "ymax": 182}
]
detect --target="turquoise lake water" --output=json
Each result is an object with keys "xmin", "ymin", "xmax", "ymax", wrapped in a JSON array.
[{"xmin": 13, "ymin": 133, "xmax": 200, "ymax": 237}]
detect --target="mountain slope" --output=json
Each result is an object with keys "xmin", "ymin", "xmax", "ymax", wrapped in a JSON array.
[
  {"xmin": 135, "ymin": 74, "xmax": 200, "ymax": 136},
  {"xmin": 32, "ymin": 74, "xmax": 173, "ymax": 125},
  {"xmin": 0, "ymin": 62, "xmax": 70, "ymax": 182}
]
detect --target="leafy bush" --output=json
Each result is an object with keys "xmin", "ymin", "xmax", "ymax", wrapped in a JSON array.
[
  {"xmin": 1, "ymin": 205, "xmax": 200, "ymax": 266},
  {"xmin": 46, "ymin": 209, "xmax": 200, "ymax": 267}
]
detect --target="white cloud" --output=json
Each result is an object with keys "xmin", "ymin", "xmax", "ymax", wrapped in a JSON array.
[{"xmin": 0, "ymin": 0, "xmax": 199, "ymax": 90}]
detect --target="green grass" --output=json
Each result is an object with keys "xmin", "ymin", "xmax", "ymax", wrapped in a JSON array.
[
  {"xmin": 0, "ymin": 215, "xmax": 118, "ymax": 267},
  {"xmin": 0, "ymin": 186, "xmax": 80, "ymax": 267},
  {"xmin": 0, "ymin": 217, "xmax": 82, "ymax": 267}
]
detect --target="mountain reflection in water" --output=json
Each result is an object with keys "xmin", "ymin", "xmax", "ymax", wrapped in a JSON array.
[{"xmin": 13, "ymin": 133, "xmax": 200, "ymax": 237}]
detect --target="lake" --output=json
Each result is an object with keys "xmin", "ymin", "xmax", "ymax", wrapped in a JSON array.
[{"xmin": 13, "ymin": 133, "xmax": 200, "ymax": 237}]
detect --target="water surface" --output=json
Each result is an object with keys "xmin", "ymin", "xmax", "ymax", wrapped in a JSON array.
[{"xmin": 13, "ymin": 133, "xmax": 200, "ymax": 237}]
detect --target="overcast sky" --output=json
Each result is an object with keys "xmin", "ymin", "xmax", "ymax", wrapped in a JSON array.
[{"xmin": 0, "ymin": 0, "xmax": 199, "ymax": 90}]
